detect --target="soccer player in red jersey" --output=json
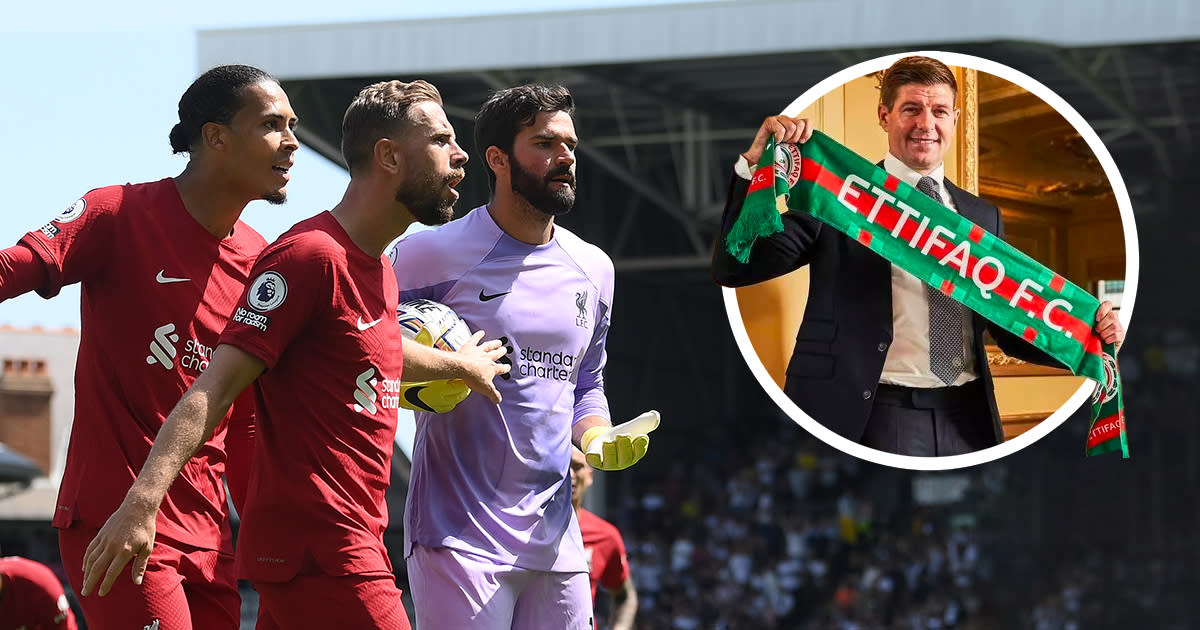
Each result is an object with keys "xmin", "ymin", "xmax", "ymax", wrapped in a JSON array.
[
  {"xmin": 0, "ymin": 64, "xmax": 297, "ymax": 629},
  {"xmin": 570, "ymin": 448, "xmax": 638, "ymax": 630},
  {"xmin": 0, "ymin": 556, "xmax": 78, "ymax": 630},
  {"xmin": 80, "ymin": 80, "xmax": 509, "ymax": 630}
]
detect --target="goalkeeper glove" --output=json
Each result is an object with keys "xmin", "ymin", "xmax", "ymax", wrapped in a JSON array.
[
  {"xmin": 398, "ymin": 379, "xmax": 470, "ymax": 413},
  {"xmin": 580, "ymin": 410, "xmax": 660, "ymax": 471}
]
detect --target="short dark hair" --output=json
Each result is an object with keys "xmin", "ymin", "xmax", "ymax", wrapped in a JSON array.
[
  {"xmin": 877, "ymin": 56, "xmax": 958, "ymax": 110},
  {"xmin": 169, "ymin": 64, "xmax": 279, "ymax": 154},
  {"xmin": 474, "ymin": 84, "xmax": 575, "ymax": 192},
  {"xmin": 340, "ymin": 80, "xmax": 444, "ymax": 173}
]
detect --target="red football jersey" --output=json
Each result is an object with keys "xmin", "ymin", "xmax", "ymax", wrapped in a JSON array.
[
  {"xmin": 19, "ymin": 179, "xmax": 264, "ymax": 550},
  {"xmin": 220, "ymin": 211, "xmax": 405, "ymax": 583},
  {"xmin": 578, "ymin": 508, "xmax": 629, "ymax": 599},
  {"xmin": 0, "ymin": 557, "xmax": 78, "ymax": 630}
]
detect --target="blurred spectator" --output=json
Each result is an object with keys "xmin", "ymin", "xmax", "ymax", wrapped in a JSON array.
[{"xmin": 0, "ymin": 555, "xmax": 78, "ymax": 630}]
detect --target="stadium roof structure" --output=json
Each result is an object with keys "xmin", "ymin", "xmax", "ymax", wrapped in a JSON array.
[
  {"xmin": 198, "ymin": 1, "xmax": 1200, "ymax": 456},
  {"xmin": 200, "ymin": 0, "xmax": 1199, "ymax": 275}
]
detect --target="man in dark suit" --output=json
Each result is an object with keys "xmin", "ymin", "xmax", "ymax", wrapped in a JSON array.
[{"xmin": 712, "ymin": 56, "xmax": 1124, "ymax": 457}]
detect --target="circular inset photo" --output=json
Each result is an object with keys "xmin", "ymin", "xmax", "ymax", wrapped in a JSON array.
[{"xmin": 714, "ymin": 51, "xmax": 1138, "ymax": 470}]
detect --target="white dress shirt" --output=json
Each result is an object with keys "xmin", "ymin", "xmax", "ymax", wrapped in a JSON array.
[{"xmin": 877, "ymin": 153, "xmax": 977, "ymax": 388}]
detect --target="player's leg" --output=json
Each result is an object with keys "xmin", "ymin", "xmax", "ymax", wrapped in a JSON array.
[
  {"xmin": 59, "ymin": 526, "xmax": 193, "ymax": 630},
  {"xmin": 177, "ymin": 545, "xmax": 241, "ymax": 630},
  {"xmin": 407, "ymin": 544, "xmax": 521, "ymax": 630},
  {"xmin": 254, "ymin": 572, "xmax": 410, "ymax": 630},
  {"xmin": 511, "ymin": 570, "xmax": 593, "ymax": 630}
]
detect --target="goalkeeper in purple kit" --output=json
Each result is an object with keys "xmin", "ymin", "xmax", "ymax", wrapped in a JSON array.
[{"xmin": 388, "ymin": 84, "xmax": 656, "ymax": 629}]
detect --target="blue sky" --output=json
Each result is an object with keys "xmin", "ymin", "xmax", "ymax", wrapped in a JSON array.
[{"xmin": 0, "ymin": 0, "xmax": 683, "ymax": 328}]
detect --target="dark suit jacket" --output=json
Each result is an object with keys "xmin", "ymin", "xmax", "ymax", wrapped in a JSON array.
[{"xmin": 712, "ymin": 170, "xmax": 1057, "ymax": 446}]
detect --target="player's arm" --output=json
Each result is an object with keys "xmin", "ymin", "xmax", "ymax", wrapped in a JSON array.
[
  {"xmin": 0, "ymin": 244, "xmax": 49, "ymax": 301},
  {"xmin": 571, "ymin": 288, "xmax": 657, "ymax": 471},
  {"xmin": 9, "ymin": 190, "xmax": 120, "ymax": 300},
  {"xmin": 610, "ymin": 575, "xmax": 638, "ymax": 630},
  {"xmin": 80, "ymin": 344, "xmax": 265, "ymax": 597},
  {"xmin": 572, "ymin": 415, "xmax": 611, "ymax": 449},
  {"xmin": 400, "ymin": 332, "xmax": 509, "ymax": 403}
]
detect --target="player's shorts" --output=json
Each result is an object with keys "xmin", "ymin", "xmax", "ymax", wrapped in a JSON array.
[
  {"xmin": 59, "ymin": 526, "xmax": 240, "ymax": 630},
  {"xmin": 253, "ymin": 571, "xmax": 410, "ymax": 630},
  {"xmin": 407, "ymin": 544, "xmax": 593, "ymax": 630}
]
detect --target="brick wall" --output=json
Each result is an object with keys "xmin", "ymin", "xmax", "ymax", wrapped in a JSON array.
[{"xmin": 0, "ymin": 358, "xmax": 54, "ymax": 476}]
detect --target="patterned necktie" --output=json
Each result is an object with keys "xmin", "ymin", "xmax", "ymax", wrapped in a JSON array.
[{"xmin": 916, "ymin": 176, "xmax": 967, "ymax": 386}]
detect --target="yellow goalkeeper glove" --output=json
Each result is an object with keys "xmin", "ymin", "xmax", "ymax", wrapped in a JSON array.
[
  {"xmin": 398, "ymin": 379, "xmax": 470, "ymax": 413},
  {"xmin": 579, "ymin": 410, "xmax": 660, "ymax": 471}
]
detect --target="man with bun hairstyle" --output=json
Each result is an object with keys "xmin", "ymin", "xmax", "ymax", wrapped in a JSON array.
[{"xmin": 0, "ymin": 64, "xmax": 297, "ymax": 628}]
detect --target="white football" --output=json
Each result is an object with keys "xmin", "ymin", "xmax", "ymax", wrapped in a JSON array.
[
  {"xmin": 396, "ymin": 299, "xmax": 472, "ymax": 351},
  {"xmin": 396, "ymin": 299, "xmax": 474, "ymax": 413}
]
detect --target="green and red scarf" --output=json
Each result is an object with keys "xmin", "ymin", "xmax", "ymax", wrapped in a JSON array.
[{"xmin": 727, "ymin": 131, "xmax": 1126, "ymax": 457}]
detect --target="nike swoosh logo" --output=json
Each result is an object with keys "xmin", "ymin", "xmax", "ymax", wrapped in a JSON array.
[
  {"xmin": 155, "ymin": 270, "xmax": 190, "ymax": 284},
  {"xmin": 479, "ymin": 290, "xmax": 511, "ymax": 302},
  {"xmin": 357, "ymin": 316, "xmax": 383, "ymax": 331},
  {"xmin": 403, "ymin": 385, "xmax": 434, "ymax": 412}
]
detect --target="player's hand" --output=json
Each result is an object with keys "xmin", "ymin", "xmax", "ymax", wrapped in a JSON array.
[
  {"xmin": 398, "ymin": 378, "xmax": 471, "ymax": 413},
  {"xmin": 1094, "ymin": 300, "xmax": 1124, "ymax": 350},
  {"xmin": 80, "ymin": 497, "xmax": 157, "ymax": 597},
  {"xmin": 743, "ymin": 116, "xmax": 812, "ymax": 166},
  {"xmin": 454, "ymin": 330, "xmax": 511, "ymax": 404},
  {"xmin": 580, "ymin": 411, "xmax": 660, "ymax": 471}
]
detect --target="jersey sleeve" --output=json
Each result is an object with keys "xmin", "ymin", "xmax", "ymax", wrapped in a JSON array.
[
  {"xmin": 599, "ymin": 529, "xmax": 631, "ymax": 590},
  {"xmin": 573, "ymin": 253, "xmax": 615, "ymax": 425},
  {"xmin": 0, "ymin": 244, "xmax": 49, "ymax": 301},
  {"xmin": 17, "ymin": 188, "xmax": 120, "ymax": 298},
  {"xmin": 219, "ymin": 235, "xmax": 333, "ymax": 369}
]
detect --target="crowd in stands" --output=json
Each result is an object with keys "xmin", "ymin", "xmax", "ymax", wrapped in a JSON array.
[
  {"xmin": 599, "ymin": 419, "xmax": 1010, "ymax": 630},
  {"xmin": 1014, "ymin": 311, "xmax": 1199, "ymax": 630}
]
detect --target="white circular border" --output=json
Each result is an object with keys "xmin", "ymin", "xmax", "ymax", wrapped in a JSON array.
[{"xmin": 721, "ymin": 50, "xmax": 1140, "ymax": 471}]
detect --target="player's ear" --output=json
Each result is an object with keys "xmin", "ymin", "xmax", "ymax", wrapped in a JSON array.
[
  {"xmin": 374, "ymin": 137, "xmax": 403, "ymax": 175},
  {"xmin": 485, "ymin": 146, "xmax": 507, "ymax": 178},
  {"xmin": 201, "ymin": 122, "xmax": 227, "ymax": 153},
  {"xmin": 878, "ymin": 103, "xmax": 890, "ymax": 130}
]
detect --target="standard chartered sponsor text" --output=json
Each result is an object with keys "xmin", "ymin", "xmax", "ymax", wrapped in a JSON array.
[
  {"xmin": 182, "ymin": 339, "xmax": 214, "ymax": 372},
  {"xmin": 519, "ymin": 347, "xmax": 577, "ymax": 381}
]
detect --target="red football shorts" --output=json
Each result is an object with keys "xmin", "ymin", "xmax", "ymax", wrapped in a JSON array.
[
  {"xmin": 253, "ymin": 571, "xmax": 411, "ymax": 630},
  {"xmin": 59, "ymin": 526, "xmax": 240, "ymax": 630}
]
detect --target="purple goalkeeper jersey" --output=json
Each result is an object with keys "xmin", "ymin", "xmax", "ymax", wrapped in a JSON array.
[{"xmin": 391, "ymin": 206, "xmax": 613, "ymax": 573}]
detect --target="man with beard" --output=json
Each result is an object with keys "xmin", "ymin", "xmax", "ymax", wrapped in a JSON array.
[
  {"xmin": 390, "ymin": 84, "xmax": 653, "ymax": 630},
  {"xmin": 80, "ymin": 80, "xmax": 509, "ymax": 630}
]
